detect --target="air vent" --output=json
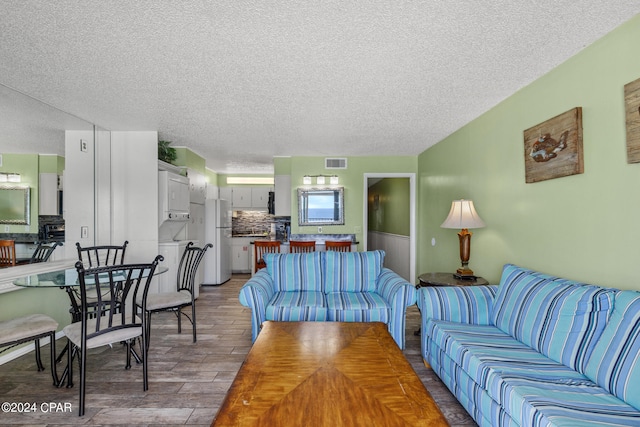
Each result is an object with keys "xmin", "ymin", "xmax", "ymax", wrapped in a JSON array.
[{"xmin": 325, "ymin": 158, "xmax": 347, "ymax": 169}]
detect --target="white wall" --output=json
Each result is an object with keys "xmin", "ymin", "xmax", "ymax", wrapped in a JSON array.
[
  {"xmin": 64, "ymin": 130, "xmax": 96, "ymax": 259},
  {"xmin": 109, "ymin": 131, "xmax": 159, "ymax": 264}
]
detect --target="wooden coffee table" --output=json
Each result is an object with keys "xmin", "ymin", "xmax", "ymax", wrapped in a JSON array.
[{"xmin": 212, "ymin": 321, "xmax": 448, "ymax": 426}]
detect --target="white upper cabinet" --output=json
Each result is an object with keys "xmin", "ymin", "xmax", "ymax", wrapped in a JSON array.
[
  {"xmin": 229, "ymin": 186, "xmax": 272, "ymax": 209},
  {"xmin": 274, "ymin": 175, "xmax": 291, "ymax": 216},
  {"xmin": 231, "ymin": 187, "xmax": 252, "ymax": 207},
  {"xmin": 251, "ymin": 187, "xmax": 270, "ymax": 209},
  {"xmin": 187, "ymin": 168, "xmax": 207, "ymax": 205},
  {"xmin": 39, "ymin": 173, "xmax": 60, "ymax": 215}
]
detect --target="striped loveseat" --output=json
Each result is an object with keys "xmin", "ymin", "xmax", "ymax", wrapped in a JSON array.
[
  {"xmin": 418, "ymin": 264, "xmax": 640, "ymax": 427},
  {"xmin": 239, "ymin": 250, "xmax": 416, "ymax": 349}
]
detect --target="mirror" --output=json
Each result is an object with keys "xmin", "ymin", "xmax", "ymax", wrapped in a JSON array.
[
  {"xmin": 0, "ymin": 83, "xmax": 94, "ymax": 258},
  {"xmin": 0, "ymin": 184, "xmax": 31, "ymax": 225},
  {"xmin": 298, "ymin": 187, "xmax": 344, "ymax": 226}
]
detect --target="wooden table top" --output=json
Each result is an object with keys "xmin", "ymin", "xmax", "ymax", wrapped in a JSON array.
[{"xmin": 212, "ymin": 321, "xmax": 448, "ymax": 427}]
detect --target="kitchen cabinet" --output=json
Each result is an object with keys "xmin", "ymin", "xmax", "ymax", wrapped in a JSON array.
[
  {"xmin": 187, "ymin": 169, "xmax": 207, "ymax": 205},
  {"xmin": 232, "ymin": 237, "xmax": 252, "ymax": 273},
  {"xmin": 251, "ymin": 187, "xmax": 270, "ymax": 209},
  {"xmin": 231, "ymin": 187, "xmax": 252, "ymax": 207},
  {"xmin": 219, "ymin": 186, "xmax": 232, "ymax": 202},
  {"xmin": 39, "ymin": 173, "xmax": 61, "ymax": 215},
  {"xmin": 228, "ymin": 186, "xmax": 273, "ymax": 209},
  {"xmin": 274, "ymin": 175, "xmax": 291, "ymax": 216}
]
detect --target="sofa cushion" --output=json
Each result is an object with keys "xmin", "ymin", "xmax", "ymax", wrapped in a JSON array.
[
  {"xmin": 325, "ymin": 292, "xmax": 390, "ymax": 323},
  {"xmin": 324, "ymin": 250, "xmax": 385, "ymax": 293},
  {"xmin": 427, "ymin": 320, "xmax": 640, "ymax": 427},
  {"xmin": 491, "ymin": 264, "xmax": 614, "ymax": 373},
  {"xmin": 265, "ymin": 291, "xmax": 328, "ymax": 321},
  {"xmin": 264, "ymin": 252, "xmax": 324, "ymax": 292},
  {"xmin": 584, "ymin": 290, "xmax": 640, "ymax": 411}
]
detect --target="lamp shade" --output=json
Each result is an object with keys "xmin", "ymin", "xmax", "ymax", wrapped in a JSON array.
[{"xmin": 441, "ymin": 200, "xmax": 485, "ymax": 229}]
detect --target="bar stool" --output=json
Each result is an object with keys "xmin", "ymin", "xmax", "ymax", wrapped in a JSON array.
[
  {"xmin": 289, "ymin": 241, "xmax": 316, "ymax": 253},
  {"xmin": 0, "ymin": 239, "xmax": 17, "ymax": 267},
  {"xmin": 254, "ymin": 241, "xmax": 280, "ymax": 273},
  {"xmin": 325, "ymin": 241, "xmax": 352, "ymax": 252}
]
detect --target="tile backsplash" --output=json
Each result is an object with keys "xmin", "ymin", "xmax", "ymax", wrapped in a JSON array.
[{"xmin": 232, "ymin": 211, "xmax": 273, "ymax": 235}]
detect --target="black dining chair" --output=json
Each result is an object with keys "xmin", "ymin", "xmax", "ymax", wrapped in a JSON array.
[
  {"xmin": 76, "ymin": 241, "xmax": 128, "ymax": 267},
  {"xmin": 55, "ymin": 241, "xmax": 132, "ymax": 379},
  {"xmin": 29, "ymin": 241, "xmax": 63, "ymax": 263},
  {"xmin": 138, "ymin": 242, "xmax": 212, "ymax": 348},
  {"xmin": 63, "ymin": 255, "xmax": 163, "ymax": 416}
]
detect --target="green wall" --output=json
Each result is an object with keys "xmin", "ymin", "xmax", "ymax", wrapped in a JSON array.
[
  {"xmin": 368, "ymin": 178, "xmax": 410, "ymax": 236},
  {"xmin": 289, "ymin": 156, "xmax": 416, "ymax": 247},
  {"xmin": 418, "ymin": 15, "xmax": 640, "ymax": 289}
]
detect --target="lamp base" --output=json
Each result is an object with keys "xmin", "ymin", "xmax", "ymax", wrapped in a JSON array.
[{"xmin": 454, "ymin": 267, "xmax": 476, "ymax": 280}]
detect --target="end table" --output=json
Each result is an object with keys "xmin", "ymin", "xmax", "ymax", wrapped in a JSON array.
[{"xmin": 417, "ymin": 272, "xmax": 488, "ymax": 288}]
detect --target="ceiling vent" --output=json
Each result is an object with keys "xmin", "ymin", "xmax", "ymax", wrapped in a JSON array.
[{"xmin": 325, "ymin": 158, "xmax": 347, "ymax": 169}]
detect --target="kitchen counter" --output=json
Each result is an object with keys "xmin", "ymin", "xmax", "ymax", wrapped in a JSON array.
[{"xmin": 0, "ymin": 233, "xmax": 40, "ymax": 244}]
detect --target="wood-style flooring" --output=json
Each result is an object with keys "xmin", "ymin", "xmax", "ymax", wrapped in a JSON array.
[{"xmin": 0, "ymin": 274, "xmax": 476, "ymax": 426}]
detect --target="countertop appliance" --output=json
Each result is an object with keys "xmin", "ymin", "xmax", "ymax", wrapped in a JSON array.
[
  {"xmin": 158, "ymin": 170, "xmax": 190, "ymax": 242},
  {"xmin": 203, "ymin": 199, "xmax": 232, "ymax": 285}
]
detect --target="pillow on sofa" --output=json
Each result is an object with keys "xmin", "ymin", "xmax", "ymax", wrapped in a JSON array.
[
  {"xmin": 491, "ymin": 264, "xmax": 614, "ymax": 373},
  {"xmin": 324, "ymin": 250, "xmax": 385, "ymax": 293},
  {"xmin": 264, "ymin": 252, "xmax": 324, "ymax": 292},
  {"xmin": 584, "ymin": 290, "xmax": 640, "ymax": 411}
]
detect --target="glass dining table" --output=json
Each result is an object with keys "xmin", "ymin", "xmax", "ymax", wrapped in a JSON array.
[{"xmin": 12, "ymin": 264, "xmax": 168, "ymax": 386}]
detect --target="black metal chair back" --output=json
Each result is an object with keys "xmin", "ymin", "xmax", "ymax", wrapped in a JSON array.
[
  {"xmin": 30, "ymin": 241, "xmax": 63, "ymax": 263},
  {"xmin": 65, "ymin": 255, "xmax": 163, "ymax": 416},
  {"xmin": 177, "ymin": 242, "xmax": 212, "ymax": 294},
  {"xmin": 141, "ymin": 242, "xmax": 212, "ymax": 347},
  {"xmin": 76, "ymin": 241, "xmax": 128, "ymax": 267}
]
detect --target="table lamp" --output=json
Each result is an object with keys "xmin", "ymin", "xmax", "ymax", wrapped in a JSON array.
[{"xmin": 440, "ymin": 199, "xmax": 485, "ymax": 279}]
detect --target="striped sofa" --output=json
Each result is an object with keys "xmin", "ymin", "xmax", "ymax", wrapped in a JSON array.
[
  {"xmin": 418, "ymin": 264, "xmax": 640, "ymax": 427},
  {"xmin": 239, "ymin": 250, "xmax": 416, "ymax": 349}
]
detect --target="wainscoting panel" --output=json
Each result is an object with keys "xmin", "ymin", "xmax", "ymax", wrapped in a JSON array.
[{"xmin": 368, "ymin": 231, "xmax": 410, "ymax": 282}]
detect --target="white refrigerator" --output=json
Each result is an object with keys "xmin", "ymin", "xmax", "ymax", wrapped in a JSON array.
[{"xmin": 203, "ymin": 199, "xmax": 232, "ymax": 285}]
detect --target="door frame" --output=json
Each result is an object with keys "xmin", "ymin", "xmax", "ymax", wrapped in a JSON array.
[{"xmin": 362, "ymin": 173, "xmax": 416, "ymax": 283}]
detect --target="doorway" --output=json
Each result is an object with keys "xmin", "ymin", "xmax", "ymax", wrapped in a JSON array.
[{"xmin": 362, "ymin": 173, "xmax": 416, "ymax": 283}]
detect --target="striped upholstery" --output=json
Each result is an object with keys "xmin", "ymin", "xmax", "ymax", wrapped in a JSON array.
[
  {"xmin": 264, "ymin": 252, "xmax": 324, "ymax": 292},
  {"xmin": 324, "ymin": 250, "xmax": 384, "ymax": 293},
  {"xmin": 238, "ymin": 250, "xmax": 415, "ymax": 349},
  {"xmin": 427, "ymin": 319, "xmax": 640, "ymax": 427},
  {"xmin": 238, "ymin": 269, "xmax": 275, "ymax": 342},
  {"xmin": 417, "ymin": 285, "xmax": 498, "ymax": 359},
  {"xmin": 417, "ymin": 264, "xmax": 640, "ymax": 427},
  {"xmin": 376, "ymin": 268, "xmax": 417, "ymax": 349},
  {"xmin": 265, "ymin": 291, "xmax": 327, "ymax": 321},
  {"xmin": 418, "ymin": 285, "xmax": 498, "ymax": 325},
  {"xmin": 492, "ymin": 264, "xmax": 614, "ymax": 373},
  {"xmin": 326, "ymin": 292, "xmax": 389, "ymax": 323},
  {"xmin": 585, "ymin": 291, "xmax": 640, "ymax": 411}
]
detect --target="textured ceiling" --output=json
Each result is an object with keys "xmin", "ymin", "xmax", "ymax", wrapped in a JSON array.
[{"xmin": 1, "ymin": 1, "xmax": 638, "ymax": 174}]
